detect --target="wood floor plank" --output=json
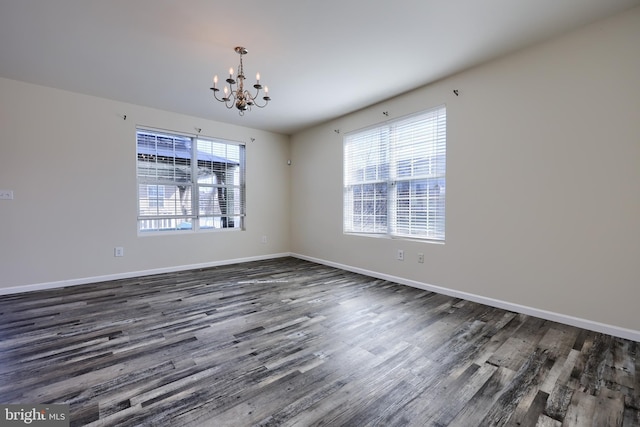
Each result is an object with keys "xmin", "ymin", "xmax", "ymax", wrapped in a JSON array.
[
  {"xmin": 515, "ymin": 390, "xmax": 550, "ymax": 427},
  {"xmin": 563, "ymin": 390, "xmax": 598, "ymax": 426},
  {"xmin": 0, "ymin": 257, "xmax": 638, "ymax": 426},
  {"xmin": 593, "ymin": 388, "xmax": 625, "ymax": 427},
  {"xmin": 446, "ymin": 366, "xmax": 517, "ymax": 426},
  {"xmin": 410, "ymin": 362, "xmax": 498, "ymax": 426},
  {"xmin": 543, "ymin": 349, "xmax": 581, "ymax": 421},
  {"xmin": 535, "ymin": 413, "xmax": 562, "ymax": 427}
]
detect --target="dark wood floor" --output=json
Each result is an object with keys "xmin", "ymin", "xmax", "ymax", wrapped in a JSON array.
[{"xmin": 0, "ymin": 257, "xmax": 638, "ymax": 426}]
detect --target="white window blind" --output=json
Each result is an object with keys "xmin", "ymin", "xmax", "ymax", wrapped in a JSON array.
[
  {"xmin": 136, "ymin": 129, "xmax": 245, "ymax": 233},
  {"xmin": 195, "ymin": 138, "xmax": 246, "ymax": 230},
  {"xmin": 344, "ymin": 105, "xmax": 446, "ymax": 240}
]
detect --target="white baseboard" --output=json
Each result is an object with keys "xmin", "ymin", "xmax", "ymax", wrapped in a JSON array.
[
  {"xmin": 290, "ymin": 253, "xmax": 640, "ymax": 343},
  {"xmin": 0, "ymin": 253, "xmax": 291, "ymax": 296}
]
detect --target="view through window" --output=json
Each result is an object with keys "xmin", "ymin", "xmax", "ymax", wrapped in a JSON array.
[{"xmin": 136, "ymin": 129, "xmax": 245, "ymax": 233}]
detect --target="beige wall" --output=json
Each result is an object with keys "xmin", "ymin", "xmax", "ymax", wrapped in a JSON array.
[
  {"xmin": 0, "ymin": 78, "xmax": 291, "ymax": 289},
  {"xmin": 290, "ymin": 8, "xmax": 640, "ymax": 333}
]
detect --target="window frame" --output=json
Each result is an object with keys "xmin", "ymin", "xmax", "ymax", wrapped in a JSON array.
[
  {"xmin": 136, "ymin": 128, "xmax": 246, "ymax": 234},
  {"xmin": 343, "ymin": 105, "xmax": 446, "ymax": 242}
]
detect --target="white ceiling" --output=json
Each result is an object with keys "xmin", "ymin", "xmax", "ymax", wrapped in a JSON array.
[{"xmin": 1, "ymin": 0, "xmax": 638, "ymax": 135}]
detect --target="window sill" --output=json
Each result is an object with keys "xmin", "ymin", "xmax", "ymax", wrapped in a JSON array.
[
  {"xmin": 343, "ymin": 232, "xmax": 445, "ymax": 245},
  {"xmin": 138, "ymin": 227, "xmax": 244, "ymax": 237}
]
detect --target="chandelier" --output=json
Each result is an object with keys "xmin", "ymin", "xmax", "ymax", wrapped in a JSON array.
[{"xmin": 210, "ymin": 46, "xmax": 271, "ymax": 115}]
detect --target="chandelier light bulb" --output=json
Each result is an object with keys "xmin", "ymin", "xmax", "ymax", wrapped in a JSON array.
[{"xmin": 209, "ymin": 46, "xmax": 271, "ymax": 116}]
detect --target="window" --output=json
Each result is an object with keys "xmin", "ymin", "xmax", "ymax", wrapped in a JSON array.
[
  {"xmin": 344, "ymin": 105, "xmax": 446, "ymax": 240},
  {"xmin": 147, "ymin": 185, "xmax": 165, "ymax": 208},
  {"xmin": 136, "ymin": 129, "xmax": 245, "ymax": 233}
]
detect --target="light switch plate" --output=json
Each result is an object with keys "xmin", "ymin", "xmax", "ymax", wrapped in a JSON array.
[{"xmin": 0, "ymin": 190, "xmax": 14, "ymax": 200}]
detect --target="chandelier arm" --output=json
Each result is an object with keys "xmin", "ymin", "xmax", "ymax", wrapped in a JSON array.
[
  {"xmin": 247, "ymin": 87, "xmax": 259, "ymax": 101},
  {"xmin": 252, "ymin": 86, "xmax": 270, "ymax": 108},
  {"xmin": 211, "ymin": 88, "xmax": 236, "ymax": 109},
  {"xmin": 243, "ymin": 86, "xmax": 270, "ymax": 108},
  {"xmin": 251, "ymin": 95, "xmax": 269, "ymax": 108},
  {"xmin": 226, "ymin": 82, "xmax": 238, "ymax": 109},
  {"xmin": 211, "ymin": 89, "xmax": 227, "ymax": 103}
]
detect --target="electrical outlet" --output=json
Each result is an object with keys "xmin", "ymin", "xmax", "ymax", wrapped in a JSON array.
[
  {"xmin": 0, "ymin": 190, "xmax": 14, "ymax": 200},
  {"xmin": 114, "ymin": 247, "xmax": 124, "ymax": 257},
  {"xmin": 397, "ymin": 249, "xmax": 404, "ymax": 261},
  {"xmin": 418, "ymin": 253, "xmax": 424, "ymax": 263},
  {"xmin": 261, "ymin": 235, "xmax": 267, "ymax": 244}
]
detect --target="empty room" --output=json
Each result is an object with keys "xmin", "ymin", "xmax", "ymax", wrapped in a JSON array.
[{"xmin": 1, "ymin": 1, "xmax": 639, "ymax": 426}]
